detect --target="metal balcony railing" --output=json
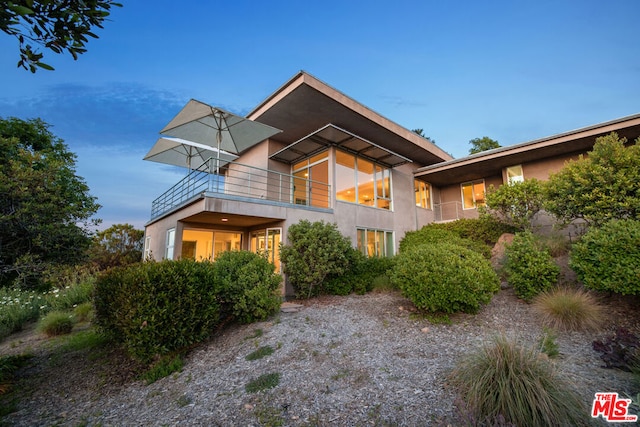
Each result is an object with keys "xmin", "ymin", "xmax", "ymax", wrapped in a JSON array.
[
  {"xmin": 151, "ymin": 159, "xmax": 331, "ymax": 219},
  {"xmin": 433, "ymin": 201, "xmax": 480, "ymax": 222}
]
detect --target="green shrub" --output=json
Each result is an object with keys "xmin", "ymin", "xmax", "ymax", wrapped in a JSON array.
[
  {"xmin": 280, "ymin": 220, "xmax": 352, "ymax": 298},
  {"xmin": 504, "ymin": 231, "xmax": 559, "ymax": 302},
  {"xmin": 38, "ymin": 311, "xmax": 74, "ymax": 336},
  {"xmin": 451, "ymin": 336, "xmax": 589, "ymax": 426},
  {"xmin": 323, "ymin": 250, "xmax": 396, "ymax": 296},
  {"xmin": 399, "ymin": 227, "xmax": 491, "ymax": 258},
  {"xmin": 533, "ymin": 287, "xmax": 604, "ymax": 332},
  {"xmin": 214, "ymin": 250, "xmax": 282, "ymax": 324},
  {"xmin": 482, "ymin": 179, "xmax": 545, "ymax": 231},
  {"xmin": 94, "ymin": 260, "xmax": 221, "ymax": 363},
  {"xmin": 569, "ymin": 219, "xmax": 640, "ymax": 295},
  {"xmin": 391, "ymin": 242, "xmax": 499, "ymax": 314},
  {"xmin": 424, "ymin": 217, "xmax": 518, "ymax": 247}
]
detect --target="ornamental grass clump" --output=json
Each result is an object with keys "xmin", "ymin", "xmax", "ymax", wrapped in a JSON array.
[
  {"xmin": 38, "ymin": 311, "xmax": 74, "ymax": 336},
  {"xmin": 533, "ymin": 287, "xmax": 604, "ymax": 332},
  {"xmin": 451, "ymin": 336, "xmax": 589, "ymax": 427}
]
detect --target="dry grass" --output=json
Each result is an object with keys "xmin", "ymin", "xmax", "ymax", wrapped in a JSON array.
[
  {"xmin": 533, "ymin": 287, "xmax": 605, "ymax": 332},
  {"xmin": 450, "ymin": 335, "xmax": 590, "ymax": 427}
]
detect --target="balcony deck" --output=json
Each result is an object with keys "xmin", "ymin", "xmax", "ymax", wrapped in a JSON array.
[{"xmin": 151, "ymin": 160, "xmax": 331, "ymax": 220}]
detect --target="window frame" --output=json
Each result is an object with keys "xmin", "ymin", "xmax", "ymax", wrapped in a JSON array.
[
  {"xmin": 460, "ymin": 180, "xmax": 486, "ymax": 210},
  {"xmin": 414, "ymin": 180, "xmax": 432, "ymax": 209},
  {"xmin": 356, "ymin": 227, "xmax": 394, "ymax": 257},
  {"xmin": 335, "ymin": 148, "xmax": 393, "ymax": 210},
  {"xmin": 165, "ymin": 228, "xmax": 175, "ymax": 260},
  {"xmin": 506, "ymin": 165, "xmax": 525, "ymax": 184}
]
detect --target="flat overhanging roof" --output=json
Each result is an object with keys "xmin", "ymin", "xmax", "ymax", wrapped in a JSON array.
[
  {"xmin": 248, "ymin": 71, "xmax": 452, "ymax": 166},
  {"xmin": 415, "ymin": 113, "xmax": 640, "ymax": 186},
  {"xmin": 270, "ymin": 124, "xmax": 412, "ymax": 167}
]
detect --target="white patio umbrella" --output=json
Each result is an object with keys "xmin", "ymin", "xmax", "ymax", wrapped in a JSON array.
[
  {"xmin": 143, "ymin": 137, "xmax": 238, "ymax": 171},
  {"xmin": 159, "ymin": 99, "xmax": 282, "ymax": 173}
]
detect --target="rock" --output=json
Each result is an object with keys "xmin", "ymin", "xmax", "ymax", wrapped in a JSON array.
[{"xmin": 491, "ymin": 233, "xmax": 515, "ymax": 270}]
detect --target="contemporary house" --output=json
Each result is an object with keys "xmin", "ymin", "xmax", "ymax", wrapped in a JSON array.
[{"xmin": 143, "ymin": 71, "xmax": 640, "ymax": 295}]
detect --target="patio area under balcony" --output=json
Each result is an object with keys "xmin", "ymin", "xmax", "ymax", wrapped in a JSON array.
[{"xmin": 150, "ymin": 160, "xmax": 332, "ymax": 221}]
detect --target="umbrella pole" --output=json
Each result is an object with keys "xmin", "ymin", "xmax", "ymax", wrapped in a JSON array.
[{"xmin": 216, "ymin": 128, "xmax": 221, "ymax": 193}]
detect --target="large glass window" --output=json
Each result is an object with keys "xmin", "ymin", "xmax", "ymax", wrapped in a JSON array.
[
  {"xmin": 335, "ymin": 150, "xmax": 392, "ymax": 210},
  {"xmin": 292, "ymin": 151, "xmax": 329, "ymax": 208},
  {"xmin": 506, "ymin": 165, "xmax": 524, "ymax": 184},
  {"xmin": 335, "ymin": 150, "xmax": 357, "ymax": 203},
  {"xmin": 414, "ymin": 180, "xmax": 431, "ymax": 209},
  {"xmin": 181, "ymin": 229, "xmax": 242, "ymax": 261},
  {"xmin": 357, "ymin": 228, "xmax": 394, "ymax": 257},
  {"xmin": 461, "ymin": 180, "xmax": 485, "ymax": 209},
  {"xmin": 251, "ymin": 228, "xmax": 282, "ymax": 272}
]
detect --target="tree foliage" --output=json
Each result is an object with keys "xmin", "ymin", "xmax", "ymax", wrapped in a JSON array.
[
  {"xmin": 280, "ymin": 220, "xmax": 352, "ymax": 298},
  {"xmin": 412, "ymin": 128, "xmax": 436, "ymax": 144},
  {"xmin": 1, "ymin": 0, "xmax": 122, "ymax": 72},
  {"xmin": 87, "ymin": 223, "xmax": 143, "ymax": 270},
  {"xmin": 482, "ymin": 179, "xmax": 545, "ymax": 231},
  {"xmin": 469, "ymin": 136, "xmax": 500, "ymax": 154},
  {"xmin": 544, "ymin": 132, "xmax": 640, "ymax": 227},
  {"xmin": 0, "ymin": 117, "xmax": 100, "ymax": 288}
]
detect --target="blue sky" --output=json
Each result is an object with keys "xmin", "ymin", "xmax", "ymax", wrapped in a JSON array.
[{"xmin": 1, "ymin": 0, "xmax": 639, "ymax": 229}]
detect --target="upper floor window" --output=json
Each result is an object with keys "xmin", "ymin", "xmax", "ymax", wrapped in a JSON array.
[
  {"xmin": 292, "ymin": 151, "xmax": 329, "ymax": 208},
  {"xmin": 506, "ymin": 165, "xmax": 524, "ymax": 184},
  {"xmin": 335, "ymin": 150, "xmax": 392, "ymax": 210},
  {"xmin": 461, "ymin": 180, "xmax": 485, "ymax": 209},
  {"xmin": 414, "ymin": 180, "xmax": 431, "ymax": 209}
]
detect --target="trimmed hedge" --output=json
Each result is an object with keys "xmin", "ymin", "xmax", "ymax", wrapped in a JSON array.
[
  {"xmin": 95, "ymin": 253, "xmax": 281, "ymax": 363},
  {"xmin": 570, "ymin": 219, "xmax": 640, "ymax": 295},
  {"xmin": 504, "ymin": 231, "xmax": 559, "ymax": 302},
  {"xmin": 391, "ymin": 242, "xmax": 499, "ymax": 314},
  {"xmin": 400, "ymin": 227, "xmax": 491, "ymax": 259}
]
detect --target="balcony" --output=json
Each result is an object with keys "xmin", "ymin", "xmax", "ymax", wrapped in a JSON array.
[
  {"xmin": 433, "ymin": 201, "xmax": 480, "ymax": 222},
  {"xmin": 151, "ymin": 160, "xmax": 331, "ymax": 220}
]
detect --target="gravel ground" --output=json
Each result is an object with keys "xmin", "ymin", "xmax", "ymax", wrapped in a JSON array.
[{"xmin": 1, "ymin": 288, "xmax": 638, "ymax": 426}]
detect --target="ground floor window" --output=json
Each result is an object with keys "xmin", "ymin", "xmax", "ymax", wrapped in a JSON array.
[
  {"xmin": 165, "ymin": 228, "xmax": 175, "ymax": 260},
  {"xmin": 461, "ymin": 180, "xmax": 485, "ymax": 209},
  {"xmin": 356, "ymin": 228, "xmax": 394, "ymax": 257},
  {"xmin": 251, "ymin": 228, "xmax": 282, "ymax": 272},
  {"xmin": 181, "ymin": 229, "xmax": 242, "ymax": 260}
]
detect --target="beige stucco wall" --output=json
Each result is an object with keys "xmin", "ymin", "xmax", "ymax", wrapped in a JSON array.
[{"xmin": 518, "ymin": 153, "xmax": 581, "ymax": 181}]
